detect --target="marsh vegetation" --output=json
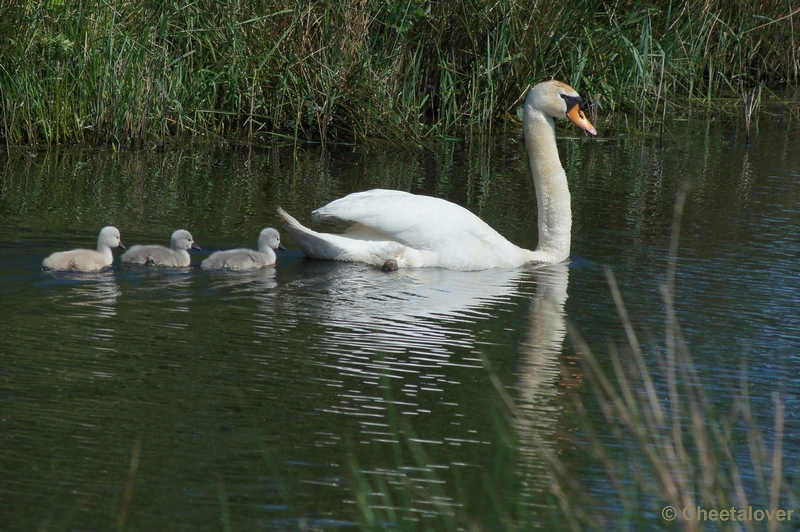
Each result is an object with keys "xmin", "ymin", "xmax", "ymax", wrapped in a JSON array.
[{"xmin": 1, "ymin": 0, "xmax": 798, "ymax": 146}]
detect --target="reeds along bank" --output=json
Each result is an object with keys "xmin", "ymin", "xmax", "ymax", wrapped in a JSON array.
[{"xmin": 1, "ymin": 0, "xmax": 797, "ymax": 146}]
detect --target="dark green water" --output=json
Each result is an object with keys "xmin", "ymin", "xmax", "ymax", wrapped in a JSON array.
[{"xmin": 1, "ymin": 116, "xmax": 798, "ymax": 530}]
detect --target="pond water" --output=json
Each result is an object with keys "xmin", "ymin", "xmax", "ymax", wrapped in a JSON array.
[{"xmin": 0, "ymin": 114, "xmax": 798, "ymax": 530}]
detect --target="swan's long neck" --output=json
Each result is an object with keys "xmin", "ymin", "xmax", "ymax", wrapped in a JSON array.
[{"xmin": 523, "ymin": 100, "xmax": 572, "ymax": 264}]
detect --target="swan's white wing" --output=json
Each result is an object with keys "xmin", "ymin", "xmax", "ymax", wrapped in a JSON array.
[
  {"xmin": 281, "ymin": 189, "xmax": 536, "ymax": 269},
  {"xmin": 312, "ymin": 189, "xmax": 502, "ymax": 250},
  {"xmin": 279, "ymin": 207, "xmax": 411, "ymax": 264}
]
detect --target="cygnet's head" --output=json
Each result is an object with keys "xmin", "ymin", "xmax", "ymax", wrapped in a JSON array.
[
  {"xmin": 171, "ymin": 229, "xmax": 201, "ymax": 251},
  {"xmin": 99, "ymin": 226, "xmax": 125, "ymax": 250},
  {"xmin": 258, "ymin": 227, "xmax": 285, "ymax": 252}
]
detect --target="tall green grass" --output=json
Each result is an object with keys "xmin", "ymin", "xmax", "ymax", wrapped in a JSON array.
[{"xmin": 1, "ymin": 0, "xmax": 798, "ymax": 146}]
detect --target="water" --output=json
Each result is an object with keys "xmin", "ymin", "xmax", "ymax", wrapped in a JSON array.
[{"xmin": 1, "ymin": 116, "xmax": 798, "ymax": 530}]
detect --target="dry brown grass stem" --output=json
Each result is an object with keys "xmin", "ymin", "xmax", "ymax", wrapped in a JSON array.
[{"xmin": 547, "ymin": 187, "xmax": 791, "ymax": 530}]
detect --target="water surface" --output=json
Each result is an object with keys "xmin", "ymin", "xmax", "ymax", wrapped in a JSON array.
[{"xmin": 1, "ymin": 116, "xmax": 798, "ymax": 529}]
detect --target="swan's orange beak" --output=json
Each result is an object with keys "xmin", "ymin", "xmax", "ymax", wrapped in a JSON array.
[{"xmin": 567, "ymin": 104, "xmax": 597, "ymax": 136}]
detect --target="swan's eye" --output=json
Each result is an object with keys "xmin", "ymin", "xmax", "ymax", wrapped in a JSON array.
[{"xmin": 560, "ymin": 94, "xmax": 585, "ymax": 115}]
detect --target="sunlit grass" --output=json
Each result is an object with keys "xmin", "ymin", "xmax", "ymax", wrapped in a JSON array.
[{"xmin": 1, "ymin": 0, "xmax": 798, "ymax": 146}]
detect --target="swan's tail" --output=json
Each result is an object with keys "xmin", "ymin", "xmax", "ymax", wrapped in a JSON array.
[
  {"xmin": 278, "ymin": 207, "xmax": 405, "ymax": 265},
  {"xmin": 278, "ymin": 207, "xmax": 352, "ymax": 261}
]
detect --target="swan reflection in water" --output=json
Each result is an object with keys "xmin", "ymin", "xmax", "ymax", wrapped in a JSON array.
[
  {"xmin": 514, "ymin": 263, "xmax": 570, "ymax": 497},
  {"xmin": 59, "ymin": 270, "xmax": 121, "ymax": 319},
  {"xmin": 202, "ymin": 265, "xmax": 278, "ymax": 294},
  {"xmin": 39, "ymin": 271, "xmax": 122, "ymax": 365},
  {"xmin": 278, "ymin": 259, "xmax": 570, "ymax": 500},
  {"xmin": 280, "ymin": 262, "xmax": 526, "ymax": 382}
]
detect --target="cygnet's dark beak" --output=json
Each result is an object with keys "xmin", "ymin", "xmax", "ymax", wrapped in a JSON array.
[{"xmin": 191, "ymin": 243, "xmax": 201, "ymax": 251}]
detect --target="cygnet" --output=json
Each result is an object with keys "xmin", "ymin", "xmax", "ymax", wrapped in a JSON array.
[
  {"xmin": 121, "ymin": 229, "xmax": 200, "ymax": 267},
  {"xmin": 201, "ymin": 228, "xmax": 284, "ymax": 271},
  {"xmin": 42, "ymin": 226, "xmax": 125, "ymax": 272}
]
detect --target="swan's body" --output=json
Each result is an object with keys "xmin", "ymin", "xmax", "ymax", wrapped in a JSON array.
[
  {"xmin": 278, "ymin": 80, "xmax": 596, "ymax": 271},
  {"xmin": 121, "ymin": 229, "xmax": 200, "ymax": 267},
  {"xmin": 42, "ymin": 226, "xmax": 125, "ymax": 272},
  {"xmin": 201, "ymin": 228, "xmax": 285, "ymax": 271},
  {"xmin": 278, "ymin": 193, "xmax": 536, "ymax": 269}
]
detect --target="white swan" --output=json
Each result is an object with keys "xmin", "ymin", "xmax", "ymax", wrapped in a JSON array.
[
  {"xmin": 121, "ymin": 229, "xmax": 200, "ymax": 267},
  {"xmin": 200, "ymin": 228, "xmax": 285, "ymax": 271},
  {"xmin": 278, "ymin": 80, "xmax": 596, "ymax": 271},
  {"xmin": 42, "ymin": 226, "xmax": 125, "ymax": 272}
]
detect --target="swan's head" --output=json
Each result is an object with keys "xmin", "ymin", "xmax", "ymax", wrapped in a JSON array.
[
  {"xmin": 258, "ymin": 227, "xmax": 285, "ymax": 252},
  {"xmin": 171, "ymin": 229, "xmax": 201, "ymax": 251},
  {"xmin": 526, "ymin": 80, "xmax": 597, "ymax": 135},
  {"xmin": 99, "ymin": 226, "xmax": 125, "ymax": 249}
]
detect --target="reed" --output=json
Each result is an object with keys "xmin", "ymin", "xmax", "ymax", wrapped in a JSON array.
[
  {"xmin": 1, "ymin": 0, "xmax": 798, "ymax": 146},
  {"xmin": 346, "ymin": 190, "xmax": 795, "ymax": 529},
  {"xmin": 548, "ymin": 190, "xmax": 795, "ymax": 530}
]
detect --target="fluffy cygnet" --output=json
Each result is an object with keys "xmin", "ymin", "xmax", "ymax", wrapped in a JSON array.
[
  {"xmin": 42, "ymin": 226, "xmax": 125, "ymax": 272},
  {"xmin": 201, "ymin": 228, "xmax": 284, "ymax": 271},
  {"xmin": 121, "ymin": 229, "xmax": 200, "ymax": 267}
]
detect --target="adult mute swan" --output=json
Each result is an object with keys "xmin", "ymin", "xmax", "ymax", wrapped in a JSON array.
[
  {"xmin": 42, "ymin": 226, "xmax": 125, "ymax": 272},
  {"xmin": 121, "ymin": 229, "xmax": 200, "ymax": 267},
  {"xmin": 278, "ymin": 80, "xmax": 596, "ymax": 270},
  {"xmin": 200, "ymin": 228, "xmax": 285, "ymax": 271}
]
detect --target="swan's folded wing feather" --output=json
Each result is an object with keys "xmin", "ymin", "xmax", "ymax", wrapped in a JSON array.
[
  {"xmin": 312, "ymin": 189, "xmax": 413, "ymax": 224},
  {"xmin": 312, "ymin": 189, "xmax": 500, "ymax": 250}
]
